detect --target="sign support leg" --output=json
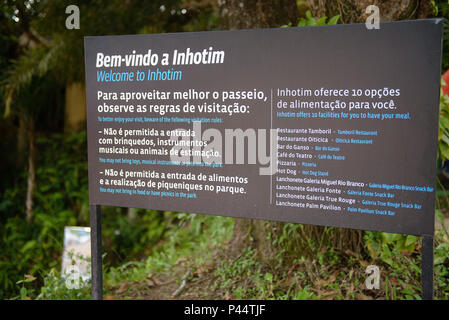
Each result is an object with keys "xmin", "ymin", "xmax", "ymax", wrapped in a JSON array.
[
  {"xmin": 422, "ymin": 234, "xmax": 434, "ymax": 300},
  {"xmin": 90, "ymin": 204, "xmax": 103, "ymax": 300}
]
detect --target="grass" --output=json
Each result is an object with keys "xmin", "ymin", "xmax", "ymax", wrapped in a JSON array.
[
  {"xmin": 101, "ymin": 216, "xmax": 449, "ymax": 300},
  {"xmin": 16, "ymin": 210, "xmax": 449, "ymax": 300}
]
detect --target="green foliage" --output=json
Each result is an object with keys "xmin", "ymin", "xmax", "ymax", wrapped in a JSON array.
[
  {"xmin": 439, "ymin": 82, "xmax": 449, "ymax": 162},
  {"xmin": 298, "ymin": 10, "xmax": 339, "ymax": 27},
  {"xmin": 435, "ymin": 239, "xmax": 449, "ymax": 265},
  {"xmin": 1, "ymin": 0, "xmax": 220, "ymax": 101},
  {"xmin": 11, "ymin": 269, "xmax": 91, "ymax": 300},
  {"xmin": 0, "ymin": 130, "xmax": 177, "ymax": 299},
  {"xmin": 430, "ymin": 0, "xmax": 439, "ymax": 16},
  {"xmin": 1, "ymin": 43, "xmax": 61, "ymax": 117},
  {"xmin": 435, "ymin": 0, "xmax": 449, "ymax": 70},
  {"xmin": 14, "ymin": 275, "xmax": 37, "ymax": 300},
  {"xmin": 294, "ymin": 286, "xmax": 315, "ymax": 300},
  {"xmin": 0, "ymin": 127, "xmax": 233, "ymax": 299},
  {"xmin": 0, "ymin": 131, "xmax": 89, "ymax": 298},
  {"xmin": 1, "ymin": 2, "xmax": 448, "ymax": 301},
  {"xmin": 37, "ymin": 269, "xmax": 91, "ymax": 300},
  {"xmin": 433, "ymin": 233, "xmax": 449, "ymax": 298},
  {"xmin": 364, "ymin": 231, "xmax": 418, "ymax": 267},
  {"xmin": 101, "ymin": 208, "xmax": 167, "ymax": 262},
  {"xmin": 105, "ymin": 213, "xmax": 233, "ymax": 290},
  {"xmin": 363, "ymin": 229, "xmax": 449, "ymax": 300},
  {"xmin": 282, "ymin": 10, "xmax": 339, "ymax": 28},
  {"xmin": 214, "ymin": 247, "xmax": 270, "ymax": 299}
]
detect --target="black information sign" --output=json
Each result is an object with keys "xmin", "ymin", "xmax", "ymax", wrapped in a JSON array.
[
  {"xmin": 85, "ymin": 19, "xmax": 442, "ymax": 237},
  {"xmin": 84, "ymin": 19, "xmax": 443, "ymax": 300}
]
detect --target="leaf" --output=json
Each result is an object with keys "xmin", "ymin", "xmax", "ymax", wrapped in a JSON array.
[
  {"xmin": 152, "ymin": 276, "xmax": 162, "ymax": 286},
  {"xmin": 381, "ymin": 232, "xmax": 402, "ymax": 243},
  {"xmin": 20, "ymin": 240, "xmax": 37, "ymax": 253},
  {"xmin": 24, "ymin": 275, "xmax": 36, "ymax": 282},
  {"xmin": 380, "ymin": 243, "xmax": 394, "ymax": 266},
  {"xmin": 1, "ymin": 42, "xmax": 61, "ymax": 118},
  {"xmin": 355, "ymin": 293, "xmax": 373, "ymax": 300},
  {"xmin": 20, "ymin": 287, "xmax": 27, "ymax": 300},
  {"xmin": 316, "ymin": 17, "xmax": 327, "ymax": 25},
  {"xmin": 441, "ymin": 133, "xmax": 449, "ymax": 146},
  {"xmin": 439, "ymin": 111, "xmax": 449, "ymax": 123},
  {"xmin": 366, "ymin": 238, "xmax": 380, "ymax": 259},
  {"xmin": 145, "ymin": 278, "xmax": 155, "ymax": 287},
  {"xmin": 404, "ymin": 235, "xmax": 418, "ymax": 247},
  {"xmin": 115, "ymin": 282, "xmax": 129, "ymax": 294},
  {"xmin": 440, "ymin": 143, "xmax": 449, "ymax": 161},
  {"xmin": 295, "ymin": 287, "xmax": 313, "ymax": 300},
  {"xmin": 434, "ymin": 254, "xmax": 447, "ymax": 265},
  {"xmin": 264, "ymin": 272, "xmax": 273, "ymax": 283},
  {"xmin": 359, "ymin": 260, "xmax": 371, "ymax": 268},
  {"xmin": 327, "ymin": 15, "xmax": 340, "ymax": 25}
]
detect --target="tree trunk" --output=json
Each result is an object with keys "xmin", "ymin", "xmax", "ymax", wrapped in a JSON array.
[
  {"xmin": 306, "ymin": 0, "xmax": 432, "ymax": 24},
  {"xmin": 219, "ymin": 0, "xmax": 373, "ymax": 265},
  {"xmin": 18, "ymin": 116, "xmax": 27, "ymax": 164},
  {"xmin": 219, "ymin": 0, "xmax": 299, "ymax": 264},
  {"xmin": 219, "ymin": 0, "xmax": 299, "ymax": 30},
  {"xmin": 25, "ymin": 119, "xmax": 36, "ymax": 223},
  {"xmin": 64, "ymin": 82, "xmax": 87, "ymax": 133}
]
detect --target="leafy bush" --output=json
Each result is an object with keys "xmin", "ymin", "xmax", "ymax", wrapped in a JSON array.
[
  {"xmin": 0, "ymin": 131, "xmax": 89, "ymax": 298},
  {"xmin": 297, "ymin": 10, "xmax": 339, "ymax": 26},
  {"xmin": 282, "ymin": 10, "xmax": 339, "ymax": 28},
  {"xmin": 364, "ymin": 232, "xmax": 418, "ymax": 267},
  {"xmin": 37, "ymin": 269, "xmax": 91, "ymax": 300},
  {"xmin": 439, "ymin": 82, "xmax": 449, "ymax": 162},
  {"xmin": 0, "ymin": 131, "xmax": 168, "ymax": 299}
]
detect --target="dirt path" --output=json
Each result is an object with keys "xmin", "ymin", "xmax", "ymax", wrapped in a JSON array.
[{"xmin": 107, "ymin": 264, "xmax": 225, "ymax": 300}]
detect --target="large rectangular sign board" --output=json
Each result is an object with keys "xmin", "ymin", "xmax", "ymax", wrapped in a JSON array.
[{"xmin": 85, "ymin": 19, "xmax": 442, "ymax": 236}]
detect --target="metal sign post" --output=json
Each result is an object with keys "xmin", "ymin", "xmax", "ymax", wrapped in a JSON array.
[
  {"xmin": 90, "ymin": 205, "xmax": 103, "ymax": 300},
  {"xmin": 422, "ymin": 234, "xmax": 434, "ymax": 300}
]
